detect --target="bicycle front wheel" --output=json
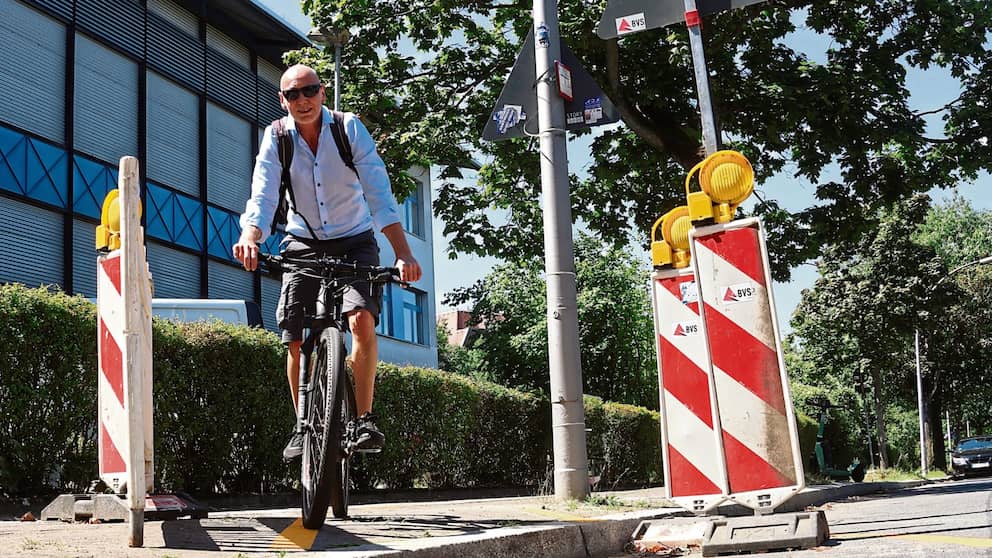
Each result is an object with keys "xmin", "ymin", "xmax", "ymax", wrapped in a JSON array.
[
  {"xmin": 327, "ymin": 327, "xmax": 356, "ymax": 519},
  {"xmin": 300, "ymin": 328, "xmax": 341, "ymax": 528}
]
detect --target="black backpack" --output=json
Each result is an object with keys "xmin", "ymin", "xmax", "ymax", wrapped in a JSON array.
[{"xmin": 268, "ymin": 110, "xmax": 359, "ymax": 237}]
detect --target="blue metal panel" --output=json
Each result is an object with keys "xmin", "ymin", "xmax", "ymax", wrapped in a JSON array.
[
  {"xmin": 206, "ymin": 206, "xmax": 240, "ymax": 261},
  {"xmin": 74, "ymin": 34, "xmax": 139, "ymax": 165},
  {"xmin": 206, "ymin": 103, "xmax": 252, "ymax": 212},
  {"xmin": 24, "ymin": 0, "xmax": 72, "ymax": 21},
  {"xmin": 146, "ymin": 72, "xmax": 200, "ymax": 196},
  {"xmin": 76, "ymin": 0, "xmax": 144, "ymax": 58},
  {"xmin": 72, "ymin": 155, "xmax": 117, "ymax": 219},
  {"xmin": 262, "ymin": 231, "xmax": 285, "ymax": 255},
  {"xmin": 207, "ymin": 50, "xmax": 257, "ymax": 120},
  {"xmin": 146, "ymin": 241, "xmax": 200, "ymax": 298},
  {"xmin": 257, "ymin": 80, "xmax": 284, "ymax": 126},
  {"xmin": 207, "ymin": 260, "xmax": 253, "ymax": 301},
  {"xmin": 147, "ymin": 12, "xmax": 205, "ymax": 92},
  {"xmin": 260, "ymin": 275, "xmax": 281, "ymax": 332},
  {"xmin": 0, "ymin": 196, "xmax": 63, "ymax": 287},
  {"xmin": 0, "ymin": 126, "xmax": 69, "ymax": 208},
  {"xmin": 0, "ymin": 1, "xmax": 66, "ymax": 143},
  {"xmin": 145, "ymin": 182, "xmax": 203, "ymax": 252},
  {"xmin": 72, "ymin": 218, "xmax": 98, "ymax": 298}
]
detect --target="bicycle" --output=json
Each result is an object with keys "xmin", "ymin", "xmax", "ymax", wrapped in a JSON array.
[{"xmin": 260, "ymin": 253, "xmax": 405, "ymax": 528}]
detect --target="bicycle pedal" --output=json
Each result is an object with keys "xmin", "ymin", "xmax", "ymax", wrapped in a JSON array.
[{"xmin": 352, "ymin": 446, "xmax": 383, "ymax": 454}]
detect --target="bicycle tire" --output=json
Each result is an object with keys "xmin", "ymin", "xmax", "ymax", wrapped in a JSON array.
[
  {"xmin": 327, "ymin": 328, "xmax": 355, "ymax": 519},
  {"xmin": 301, "ymin": 328, "xmax": 337, "ymax": 529}
]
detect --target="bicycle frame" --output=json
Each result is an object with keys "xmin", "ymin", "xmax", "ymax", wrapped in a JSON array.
[{"xmin": 261, "ymin": 253, "xmax": 403, "ymax": 524}]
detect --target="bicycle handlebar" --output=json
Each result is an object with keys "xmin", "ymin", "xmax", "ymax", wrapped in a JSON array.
[{"xmin": 258, "ymin": 253, "xmax": 407, "ymax": 287}]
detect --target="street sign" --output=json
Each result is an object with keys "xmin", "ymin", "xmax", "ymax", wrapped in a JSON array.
[
  {"xmin": 482, "ymin": 30, "xmax": 621, "ymax": 141},
  {"xmin": 597, "ymin": 0, "xmax": 766, "ymax": 39}
]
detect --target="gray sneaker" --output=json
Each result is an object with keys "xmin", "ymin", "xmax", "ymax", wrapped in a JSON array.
[
  {"xmin": 283, "ymin": 430, "xmax": 304, "ymax": 460},
  {"xmin": 354, "ymin": 413, "xmax": 385, "ymax": 453}
]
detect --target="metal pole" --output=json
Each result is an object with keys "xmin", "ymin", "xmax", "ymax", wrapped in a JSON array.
[
  {"xmin": 333, "ymin": 43, "xmax": 342, "ymax": 111},
  {"xmin": 683, "ymin": 0, "xmax": 719, "ymax": 155},
  {"xmin": 915, "ymin": 329, "xmax": 927, "ymax": 475},
  {"xmin": 945, "ymin": 410, "xmax": 951, "ymax": 466},
  {"xmin": 533, "ymin": 0, "xmax": 589, "ymax": 501}
]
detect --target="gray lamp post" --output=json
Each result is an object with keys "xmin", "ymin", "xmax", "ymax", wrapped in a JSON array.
[
  {"xmin": 307, "ymin": 26, "xmax": 352, "ymax": 111},
  {"xmin": 915, "ymin": 254, "xmax": 992, "ymax": 475}
]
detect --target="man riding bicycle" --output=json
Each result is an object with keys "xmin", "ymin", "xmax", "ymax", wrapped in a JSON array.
[{"xmin": 233, "ymin": 64, "xmax": 422, "ymax": 460}]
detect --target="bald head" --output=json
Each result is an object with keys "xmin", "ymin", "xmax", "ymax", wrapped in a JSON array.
[{"xmin": 280, "ymin": 64, "xmax": 320, "ymax": 90}]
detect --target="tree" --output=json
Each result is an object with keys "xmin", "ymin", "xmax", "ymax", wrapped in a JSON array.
[
  {"xmin": 446, "ymin": 233, "xmax": 659, "ymax": 408},
  {"xmin": 791, "ymin": 195, "xmax": 959, "ymax": 469},
  {"xmin": 914, "ymin": 194, "xmax": 992, "ymax": 444},
  {"xmin": 436, "ymin": 323, "xmax": 486, "ymax": 379},
  {"xmin": 293, "ymin": 0, "xmax": 992, "ymax": 278}
]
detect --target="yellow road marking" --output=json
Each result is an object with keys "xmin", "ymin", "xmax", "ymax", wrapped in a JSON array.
[
  {"xmin": 832, "ymin": 531, "xmax": 992, "ymax": 548},
  {"xmin": 896, "ymin": 534, "xmax": 992, "ymax": 548},
  {"xmin": 523, "ymin": 508, "xmax": 603, "ymax": 523},
  {"xmin": 271, "ymin": 518, "xmax": 319, "ymax": 550}
]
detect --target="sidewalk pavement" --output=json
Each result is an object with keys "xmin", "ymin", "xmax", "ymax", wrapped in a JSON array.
[{"xmin": 0, "ymin": 480, "xmax": 930, "ymax": 558}]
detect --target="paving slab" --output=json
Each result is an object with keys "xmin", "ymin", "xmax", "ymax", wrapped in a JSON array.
[{"xmin": 0, "ymin": 481, "xmax": 929, "ymax": 557}]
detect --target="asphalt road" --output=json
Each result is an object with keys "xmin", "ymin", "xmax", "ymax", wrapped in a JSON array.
[{"xmin": 723, "ymin": 476, "xmax": 992, "ymax": 557}]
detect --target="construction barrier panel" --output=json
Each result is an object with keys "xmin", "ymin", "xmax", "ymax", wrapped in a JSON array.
[
  {"xmin": 95, "ymin": 156, "xmax": 154, "ymax": 546},
  {"xmin": 650, "ymin": 266, "xmax": 728, "ymax": 513},
  {"xmin": 689, "ymin": 217, "xmax": 804, "ymax": 512}
]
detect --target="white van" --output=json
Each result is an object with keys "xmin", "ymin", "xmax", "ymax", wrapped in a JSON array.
[{"xmin": 151, "ymin": 299, "xmax": 264, "ymax": 328}]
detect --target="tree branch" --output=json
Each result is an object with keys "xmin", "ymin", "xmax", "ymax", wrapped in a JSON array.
[
  {"xmin": 604, "ymin": 39, "xmax": 703, "ymax": 169},
  {"xmin": 914, "ymin": 94, "xmax": 964, "ymax": 117}
]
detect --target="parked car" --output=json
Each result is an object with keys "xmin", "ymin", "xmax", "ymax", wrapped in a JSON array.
[{"xmin": 951, "ymin": 436, "xmax": 992, "ymax": 477}]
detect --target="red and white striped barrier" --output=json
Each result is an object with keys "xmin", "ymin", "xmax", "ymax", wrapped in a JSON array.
[
  {"xmin": 95, "ymin": 156, "xmax": 154, "ymax": 546},
  {"xmin": 689, "ymin": 218, "xmax": 804, "ymax": 512},
  {"xmin": 97, "ymin": 251, "xmax": 128, "ymax": 490},
  {"xmin": 651, "ymin": 267, "xmax": 728, "ymax": 513}
]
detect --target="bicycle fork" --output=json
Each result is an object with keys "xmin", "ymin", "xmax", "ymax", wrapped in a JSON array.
[{"xmin": 295, "ymin": 332, "xmax": 317, "ymax": 435}]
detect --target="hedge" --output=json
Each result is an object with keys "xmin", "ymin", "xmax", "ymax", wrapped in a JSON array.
[{"xmin": 0, "ymin": 284, "xmax": 663, "ymax": 496}]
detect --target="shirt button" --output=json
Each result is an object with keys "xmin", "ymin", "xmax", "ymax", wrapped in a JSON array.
[{"xmin": 319, "ymin": 202, "xmax": 324, "ymax": 206}]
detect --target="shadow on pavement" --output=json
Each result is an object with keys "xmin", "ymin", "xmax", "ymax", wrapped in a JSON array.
[
  {"xmin": 160, "ymin": 511, "xmax": 552, "ymax": 553},
  {"xmin": 848, "ymin": 478, "xmax": 992, "ymax": 501}
]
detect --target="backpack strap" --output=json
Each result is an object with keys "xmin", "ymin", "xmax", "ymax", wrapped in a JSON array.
[
  {"xmin": 330, "ymin": 110, "xmax": 359, "ymax": 179},
  {"xmin": 270, "ymin": 118, "xmax": 319, "ymax": 239}
]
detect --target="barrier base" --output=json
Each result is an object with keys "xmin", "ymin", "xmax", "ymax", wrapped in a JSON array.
[
  {"xmin": 701, "ymin": 510, "xmax": 828, "ymax": 556},
  {"xmin": 41, "ymin": 493, "xmax": 208, "ymax": 523}
]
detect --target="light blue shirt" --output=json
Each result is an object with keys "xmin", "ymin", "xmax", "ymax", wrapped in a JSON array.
[{"xmin": 240, "ymin": 107, "xmax": 401, "ymax": 243}]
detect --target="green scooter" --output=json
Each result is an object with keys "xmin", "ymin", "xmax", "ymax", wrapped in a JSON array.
[{"xmin": 809, "ymin": 398, "xmax": 866, "ymax": 482}]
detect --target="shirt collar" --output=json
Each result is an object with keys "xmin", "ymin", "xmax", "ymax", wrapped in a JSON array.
[{"xmin": 284, "ymin": 106, "xmax": 332, "ymax": 133}]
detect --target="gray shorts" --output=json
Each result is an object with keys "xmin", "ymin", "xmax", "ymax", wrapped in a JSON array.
[{"xmin": 276, "ymin": 230, "xmax": 381, "ymax": 344}]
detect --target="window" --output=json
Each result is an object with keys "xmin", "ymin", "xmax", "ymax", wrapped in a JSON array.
[
  {"xmin": 400, "ymin": 287, "xmax": 425, "ymax": 344},
  {"xmin": 401, "ymin": 181, "xmax": 423, "ymax": 236},
  {"xmin": 376, "ymin": 283, "xmax": 426, "ymax": 345}
]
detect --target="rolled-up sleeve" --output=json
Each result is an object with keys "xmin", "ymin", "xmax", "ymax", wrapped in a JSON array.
[
  {"xmin": 347, "ymin": 114, "xmax": 401, "ymax": 232},
  {"xmin": 239, "ymin": 123, "xmax": 283, "ymax": 243}
]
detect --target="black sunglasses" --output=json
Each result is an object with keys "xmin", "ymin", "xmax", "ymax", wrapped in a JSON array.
[{"xmin": 282, "ymin": 84, "xmax": 321, "ymax": 101}]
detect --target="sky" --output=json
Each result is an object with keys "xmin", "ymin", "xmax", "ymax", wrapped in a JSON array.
[{"xmin": 261, "ymin": 1, "xmax": 991, "ymax": 336}]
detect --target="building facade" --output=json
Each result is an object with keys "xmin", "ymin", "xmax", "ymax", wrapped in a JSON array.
[{"xmin": 0, "ymin": 0, "xmax": 437, "ymax": 367}]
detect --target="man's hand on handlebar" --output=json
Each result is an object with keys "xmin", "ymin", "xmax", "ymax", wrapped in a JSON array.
[
  {"xmin": 233, "ymin": 226, "xmax": 262, "ymax": 271},
  {"xmin": 394, "ymin": 254, "xmax": 422, "ymax": 284}
]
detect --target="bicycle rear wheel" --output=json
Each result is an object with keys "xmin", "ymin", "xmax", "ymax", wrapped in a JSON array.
[
  {"xmin": 327, "ymin": 328, "xmax": 356, "ymax": 519},
  {"xmin": 300, "ymin": 328, "xmax": 340, "ymax": 528}
]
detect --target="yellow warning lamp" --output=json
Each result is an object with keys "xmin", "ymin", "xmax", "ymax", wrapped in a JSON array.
[
  {"xmin": 96, "ymin": 190, "xmax": 121, "ymax": 251},
  {"xmin": 686, "ymin": 150, "xmax": 754, "ymax": 224},
  {"xmin": 650, "ymin": 206, "xmax": 693, "ymax": 268},
  {"xmin": 95, "ymin": 190, "xmax": 141, "ymax": 252}
]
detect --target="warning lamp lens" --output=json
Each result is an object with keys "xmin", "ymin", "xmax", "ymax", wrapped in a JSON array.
[
  {"xmin": 700, "ymin": 151, "xmax": 754, "ymax": 206},
  {"xmin": 661, "ymin": 206, "xmax": 692, "ymax": 251},
  {"xmin": 100, "ymin": 189, "xmax": 121, "ymax": 233},
  {"xmin": 106, "ymin": 197, "xmax": 121, "ymax": 233}
]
